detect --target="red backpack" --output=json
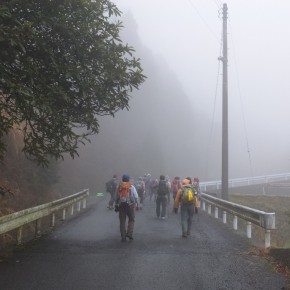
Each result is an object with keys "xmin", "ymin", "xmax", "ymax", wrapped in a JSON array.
[{"xmin": 117, "ymin": 181, "xmax": 131, "ymax": 203}]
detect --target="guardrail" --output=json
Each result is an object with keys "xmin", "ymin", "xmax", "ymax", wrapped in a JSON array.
[
  {"xmin": 200, "ymin": 172, "xmax": 290, "ymax": 191},
  {"xmin": 0, "ymin": 189, "xmax": 89, "ymax": 245},
  {"xmin": 200, "ymin": 192, "xmax": 275, "ymax": 248}
]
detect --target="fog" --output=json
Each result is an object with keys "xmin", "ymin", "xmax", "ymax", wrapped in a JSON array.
[{"xmin": 59, "ymin": 1, "xmax": 290, "ymax": 193}]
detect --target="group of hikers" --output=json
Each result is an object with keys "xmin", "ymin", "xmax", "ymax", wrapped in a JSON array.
[{"xmin": 105, "ymin": 173, "xmax": 201, "ymax": 241}]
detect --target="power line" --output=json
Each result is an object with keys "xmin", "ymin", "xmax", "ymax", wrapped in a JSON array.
[
  {"xmin": 205, "ymin": 32, "xmax": 223, "ymax": 180},
  {"xmin": 186, "ymin": 0, "xmax": 220, "ymax": 42},
  {"xmin": 212, "ymin": 0, "xmax": 222, "ymax": 9},
  {"xmin": 228, "ymin": 20, "xmax": 254, "ymax": 178}
]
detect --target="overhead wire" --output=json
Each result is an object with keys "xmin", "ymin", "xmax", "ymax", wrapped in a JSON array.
[
  {"xmin": 184, "ymin": 0, "xmax": 224, "ymax": 180},
  {"xmin": 228, "ymin": 19, "xmax": 254, "ymax": 177},
  {"xmin": 186, "ymin": 0, "xmax": 220, "ymax": 43},
  {"xmin": 205, "ymin": 31, "xmax": 223, "ymax": 180},
  {"xmin": 212, "ymin": 0, "xmax": 222, "ymax": 9},
  {"xmin": 184, "ymin": 1, "xmax": 243, "ymax": 180}
]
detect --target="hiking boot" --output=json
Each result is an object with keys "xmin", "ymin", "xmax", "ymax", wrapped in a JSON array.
[
  {"xmin": 187, "ymin": 231, "xmax": 191, "ymax": 236},
  {"xmin": 161, "ymin": 217, "xmax": 165, "ymax": 220},
  {"xmin": 126, "ymin": 234, "xmax": 134, "ymax": 240},
  {"xmin": 182, "ymin": 233, "xmax": 187, "ymax": 238}
]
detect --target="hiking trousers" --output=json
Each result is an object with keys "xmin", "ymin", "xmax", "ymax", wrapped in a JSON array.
[
  {"xmin": 172, "ymin": 192, "xmax": 177, "ymax": 200},
  {"xmin": 156, "ymin": 196, "xmax": 167, "ymax": 218},
  {"xmin": 180, "ymin": 203, "xmax": 194, "ymax": 235},
  {"xmin": 119, "ymin": 203, "xmax": 135, "ymax": 239},
  {"xmin": 137, "ymin": 190, "xmax": 144, "ymax": 205},
  {"xmin": 108, "ymin": 191, "xmax": 116, "ymax": 207}
]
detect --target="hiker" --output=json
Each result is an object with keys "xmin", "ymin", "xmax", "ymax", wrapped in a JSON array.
[
  {"xmin": 105, "ymin": 174, "xmax": 118, "ymax": 210},
  {"xmin": 165, "ymin": 175, "xmax": 171, "ymax": 189},
  {"xmin": 186, "ymin": 176, "xmax": 192, "ymax": 185},
  {"xmin": 193, "ymin": 177, "xmax": 201, "ymax": 213},
  {"xmin": 144, "ymin": 173, "xmax": 152, "ymax": 198},
  {"xmin": 149, "ymin": 178, "xmax": 158, "ymax": 201},
  {"xmin": 135, "ymin": 176, "xmax": 145, "ymax": 209},
  {"xmin": 115, "ymin": 174, "xmax": 139, "ymax": 242},
  {"xmin": 171, "ymin": 177, "xmax": 181, "ymax": 205},
  {"xmin": 156, "ymin": 175, "xmax": 170, "ymax": 219},
  {"xmin": 174, "ymin": 178, "xmax": 197, "ymax": 237}
]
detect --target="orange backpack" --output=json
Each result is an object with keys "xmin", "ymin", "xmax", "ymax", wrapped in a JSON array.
[{"xmin": 117, "ymin": 181, "xmax": 131, "ymax": 203}]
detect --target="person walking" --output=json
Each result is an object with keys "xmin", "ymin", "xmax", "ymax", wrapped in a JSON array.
[
  {"xmin": 156, "ymin": 175, "xmax": 170, "ymax": 219},
  {"xmin": 149, "ymin": 178, "xmax": 158, "ymax": 201},
  {"xmin": 171, "ymin": 177, "xmax": 181, "ymax": 210},
  {"xmin": 174, "ymin": 179, "xmax": 196, "ymax": 237},
  {"xmin": 115, "ymin": 174, "xmax": 139, "ymax": 242},
  {"xmin": 106, "ymin": 174, "xmax": 118, "ymax": 210},
  {"xmin": 144, "ymin": 173, "xmax": 152, "ymax": 198},
  {"xmin": 135, "ymin": 176, "xmax": 145, "ymax": 210},
  {"xmin": 193, "ymin": 177, "xmax": 201, "ymax": 214}
]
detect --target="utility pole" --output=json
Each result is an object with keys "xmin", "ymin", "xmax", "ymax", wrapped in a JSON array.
[{"xmin": 221, "ymin": 3, "xmax": 228, "ymax": 200}]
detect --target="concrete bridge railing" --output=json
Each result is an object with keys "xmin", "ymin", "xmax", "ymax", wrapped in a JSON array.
[
  {"xmin": 0, "ymin": 189, "xmax": 89, "ymax": 245},
  {"xmin": 200, "ymin": 192, "xmax": 275, "ymax": 248}
]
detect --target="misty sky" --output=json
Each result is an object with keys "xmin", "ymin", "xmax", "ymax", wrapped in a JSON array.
[{"xmin": 113, "ymin": 0, "xmax": 290, "ymax": 178}]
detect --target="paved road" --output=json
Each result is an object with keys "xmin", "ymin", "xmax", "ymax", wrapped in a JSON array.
[{"xmin": 0, "ymin": 195, "xmax": 287, "ymax": 290}]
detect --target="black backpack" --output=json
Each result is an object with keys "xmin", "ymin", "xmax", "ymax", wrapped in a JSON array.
[
  {"xmin": 157, "ymin": 180, "xmax": 168, "ymax": 196},
  {"xmin": 106, "ymin": 180, "xmax": 114, "ymax": 193}
]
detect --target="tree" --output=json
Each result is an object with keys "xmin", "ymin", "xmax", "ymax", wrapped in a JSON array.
[{"xmin": 0, "ymin": 0, "xmax": 145, "ymax": 165}]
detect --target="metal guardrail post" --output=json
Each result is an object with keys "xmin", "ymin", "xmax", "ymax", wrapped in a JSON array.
[
  {"xmin": 215, "ymin": 207, "xmax": 218, "ymax": 218},
  {"xmin": 265, "ymin": 230, "xmax": 271, "ymax": 248},
  {"xmin": 17, "ymin": 227, "xmax": 23, "ymax": 245},
  {"xmin": 35, "ymin": 219, "xmax": 41, "ymax": 237},
  {"xmin": 62, "ymin": 208, "xmax": 66, "ymax": 220},
  {"xmin": 247, "ymin": 222, "xmax": 252, "ymax": 238},
  {"xmin": 208, "ymin": 204, "xmax": 211, "ymax": 215},
  {"xmin": 233, "ymin": 216, "xmax": 237, "ymax": 230},
  {"xmin": 223, "ymin": 211, "xmax": 227, "ymax": 224},
  {"xmin": 51, "ymin": 213, "xmax": 55, "ymax": 227}
]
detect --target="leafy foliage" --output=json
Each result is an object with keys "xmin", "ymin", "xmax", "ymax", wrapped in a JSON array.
[{"xmin": 0, "ymin": 0, "xmax": 145, "ymax": 165}]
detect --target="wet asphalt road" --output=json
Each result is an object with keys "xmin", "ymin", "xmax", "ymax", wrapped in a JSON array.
[{"xmin": 0, "ymin": 195, "xmax": 287, "ymax": 290}]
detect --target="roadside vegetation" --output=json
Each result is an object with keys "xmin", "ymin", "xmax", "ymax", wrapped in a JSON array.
[
  {"xmin": 0, "ymin": 0, "xmax": 145, "ymax": 166},
  {"xmin": 0, "ymin": 0, "xmax": 145, "ymax": 249}
]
